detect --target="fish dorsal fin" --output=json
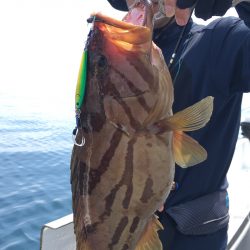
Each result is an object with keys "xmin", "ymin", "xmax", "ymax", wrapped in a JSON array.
[
  {"xmin": 135, "ymin": 215, "xmax": 163, "ymax": 250},
  {"xmin": 173, "ymin": 131, "xmax": 207, "ymax": 168}
]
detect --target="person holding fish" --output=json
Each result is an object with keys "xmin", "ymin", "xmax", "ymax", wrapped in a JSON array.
[{"xmin": 102, "ymin": 0, "xmax": 250, "ymax": 250}]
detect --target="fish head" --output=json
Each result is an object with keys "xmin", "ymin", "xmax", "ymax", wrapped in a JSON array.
[{"xmin": 83, "ymin": 0, "xmax": 173, "ymax": 135}]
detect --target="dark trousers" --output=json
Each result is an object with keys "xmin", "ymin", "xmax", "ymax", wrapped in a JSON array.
[{"xmin": 158, "ymin": 212, "xmax": 228, "ymax": 250}]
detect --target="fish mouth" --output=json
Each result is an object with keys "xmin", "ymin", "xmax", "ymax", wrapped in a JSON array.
[
  {"xmin": 86, "ymin": 1, "xmax": 154, "ymax": 48},
  {"xmin": 88, "ymin": 1, "xmax": 153, "ymax": 30},
  {"xmin": 123, "ymin": 0, "xmax": 153, "ymax": 28}
]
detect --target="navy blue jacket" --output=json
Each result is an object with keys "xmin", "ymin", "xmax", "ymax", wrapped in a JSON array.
[
  {"xmin": 106, "ymin": 0, "xmax": 250, "ymax": 214},
  {"xmin": 153, "ymin": 3, "xmax": 250, "ymax": 208},
  {"xmin": 105, "ymin": 1, "xmax": 250, "ymax": 239}
]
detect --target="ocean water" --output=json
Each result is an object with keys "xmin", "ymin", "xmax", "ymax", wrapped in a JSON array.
[{"xmin": 0, "ymin": 91, "xmax": 75, "ymax": 250}]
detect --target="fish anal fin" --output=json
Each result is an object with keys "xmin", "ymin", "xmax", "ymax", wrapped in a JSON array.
[
  {"xmin": 173, "ymin": 131, "xmax": 207, "ymax": 168},
  {"xmin": 135, "ymin": 215, "xmax": 163, "ymax": 250}
]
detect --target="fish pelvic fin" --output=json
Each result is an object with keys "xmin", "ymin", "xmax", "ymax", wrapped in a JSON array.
[
  {"xmin": 149, "ymin": 96, "xmax": 214, "ymax": 167},
  {"xmin": 173, "ymin": 131, "xmax": 207, "ymax": 168},
  {"xmin": 170, "ymin": 96, "xmax": 213, "ymax": 168},
  {"xmin": 135, "ymin": 215, "xmax": 163, "ymax": 250}
]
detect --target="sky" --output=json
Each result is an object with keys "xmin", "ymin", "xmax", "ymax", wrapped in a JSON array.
[
  {"xmin": 0, "ymin": 0, "xmax": 248, "ymax": 119},
  {"xmin": 0, "ymin": 0, "xmax": 124, "ymax": 119}
]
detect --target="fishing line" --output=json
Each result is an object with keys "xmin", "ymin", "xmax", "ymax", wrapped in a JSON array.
[
  {"xmin": 168, "ymin": 5, "xmax": 195, "ymax": 71},
  {"xmin": 157, "ymin": 2, "xmax": 198, "ymax": 213},
  {"xmin": 172, "ymin": 31, "xmax": 192, "ymax": 84},
  {"xmin": 168, "ymin": 19, "xmax": 190, "ymax": 70},
  {"xmin": 168, "ymin": 0, "xmax": 198, "ymax": 81}
]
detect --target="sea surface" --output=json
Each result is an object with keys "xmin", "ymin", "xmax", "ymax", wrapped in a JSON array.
[{"xmin": 0, "ymin": 90, "xmax": 75, "ymax": 250}]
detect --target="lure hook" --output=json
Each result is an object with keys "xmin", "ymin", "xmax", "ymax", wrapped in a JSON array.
[{"xmin": 72, "ymin": 127, "xmax": 85, "ymax": 147}]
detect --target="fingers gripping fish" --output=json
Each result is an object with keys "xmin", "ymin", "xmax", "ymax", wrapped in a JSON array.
[{"xmin": 70, "ymin": 1, "xmax": 214, "ymax": 249}]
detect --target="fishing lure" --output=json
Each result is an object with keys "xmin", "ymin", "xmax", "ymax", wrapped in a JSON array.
[
  {"xmin": 72, "ymin": 51, "xmax": 87, "ymax": 147},
  {"xmin": 75, "ymin": 50, "xmax": 88, "ymax": 110},
  {"xmin": 72, "ymin": 17, "xmax": 96, "ymax": 147}
]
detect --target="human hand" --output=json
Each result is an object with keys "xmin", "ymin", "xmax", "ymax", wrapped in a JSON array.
[
  {"xmin": 164, "ymin": 0, "xmax": 232, "ymax": 25},
  {"xmin": 158, "ymin": 204, "xmax": 164, "ymax": 212},
  {"xmin": 157, "ymin": 182, "xmax": 178, "ymax": 212},
  {"xmin": 232, "ymin": 0, "xmax": 250, "ymax": 6},
  {"xmin": 163, "ymin": 0, "xmax": 192, "ymax": 26}
]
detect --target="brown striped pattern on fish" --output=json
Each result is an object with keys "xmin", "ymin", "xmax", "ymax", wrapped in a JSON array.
[
  {"xmin": 71, "ymin": 9, "xmax": 175, "ymax": 250},
  {"xmin": 89, "ymin": 129, "xmax": 123, "ymax": 194},
  {"xmin": 71, "ymin": 6, "xmax": 214, "ymax": 249}
]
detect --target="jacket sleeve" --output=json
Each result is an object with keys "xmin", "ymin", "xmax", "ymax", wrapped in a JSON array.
[
  {"xmin": 230, "ymin": 2, "xmax": 250, "ymax": 93},
  {"xmin": 177, "ymin": 0, "xmax": 232, "ymax": 20},
  {"xmin": 230, "ymin": 32, "xmax": 250, "ymax": 93},
  {"xmin": 209, "ymin": 15, "xmax": 250, "ymax": 95},
  {"xmin": 236, "ymin": 2, "xmax": 250, "ymax": 27}
]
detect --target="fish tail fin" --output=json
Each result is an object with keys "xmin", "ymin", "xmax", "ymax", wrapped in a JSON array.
[
  {"xmin": 149, "ymin": 96, "xmax": 214, "ymax": 168},
  {"xmin": 135, "ymin": 215, "xmax": 163, "ymax": 250}
]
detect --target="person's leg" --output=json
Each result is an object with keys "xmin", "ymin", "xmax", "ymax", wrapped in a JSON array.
[{"xmin": 158, "ymin": 212, "xmax": 228, "ymax": 250}]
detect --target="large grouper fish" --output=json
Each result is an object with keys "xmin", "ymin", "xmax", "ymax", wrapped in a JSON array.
[{"xmin": 70, "ymin": 1, "xmax": 213, "ymax": 249}]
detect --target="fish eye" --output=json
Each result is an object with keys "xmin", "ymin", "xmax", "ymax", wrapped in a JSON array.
[{"xmin": 98, "ymin": 55, "xmax": 108, "ymax": 69}]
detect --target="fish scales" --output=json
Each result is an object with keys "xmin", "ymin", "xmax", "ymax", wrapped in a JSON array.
[
  {"xmin": 72, "ymin": 122, "xmax": 174, "ymax": 249},
  {"xmin": 71, "ymin": 1, "xmax": 213, "ymax": 249}
]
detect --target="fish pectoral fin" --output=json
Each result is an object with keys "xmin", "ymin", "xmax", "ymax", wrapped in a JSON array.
[
  {"xmin": 149, "ymin": 96, "xmax": 214, "ymax": 134},
  {"xmin": 173, "ymin": 131, "xmax": 207, "ymax": 168},
  {"xmin": 135, "ymin": 215, "xmax": 163, "ymax": 250},
  {"xmin": 166, "ymin": 96, "xmax": 214, "ymax": 132}
]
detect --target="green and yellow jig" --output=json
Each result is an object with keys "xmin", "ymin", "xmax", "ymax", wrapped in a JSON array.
[
  {"xmin": 72, "ymin": 50, "xmax": 87, "ymax": 147},
  {"xmin": 72, "ymin": 16, "xmax": 96, "ymax": 147},
  {"xmin": 75, "ymin": 50, "xmax": 88, "ymax": 110}
]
